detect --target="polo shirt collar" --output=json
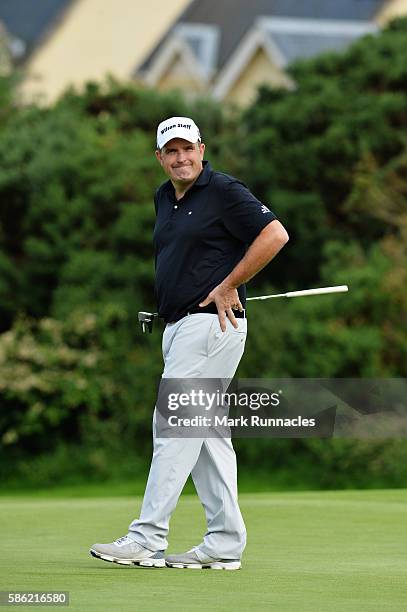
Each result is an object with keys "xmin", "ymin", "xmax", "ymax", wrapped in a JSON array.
[{"xmin": 193, "ymin": 160, "xmax": 212, "ymax": 187}]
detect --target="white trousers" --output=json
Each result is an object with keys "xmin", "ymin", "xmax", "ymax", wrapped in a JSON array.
[{"xmin": 128, "ymin": 313, "xmax": 247, "ymax": 560}]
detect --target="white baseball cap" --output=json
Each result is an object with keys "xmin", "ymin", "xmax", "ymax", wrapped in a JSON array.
[{"xmin": 156, "ymin": 116, "xmax": 201, "ymax": 150}]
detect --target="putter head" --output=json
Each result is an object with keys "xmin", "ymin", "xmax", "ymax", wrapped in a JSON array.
[{"xmin": 138, "ymin": 311, "xmax": 158, "ymax": 334}]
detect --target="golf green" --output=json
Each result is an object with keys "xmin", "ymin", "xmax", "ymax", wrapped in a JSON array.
[{"xmin": 0, "ymin": 489, "xmax": 406, "ymax": 611}]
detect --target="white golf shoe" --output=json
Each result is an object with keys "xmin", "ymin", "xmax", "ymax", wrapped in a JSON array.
[
  {"xmin": 165, "ymin": 548, "xmax": 241, "ymax": 570},
  {"xmin": 90, "ymin": 535, "xmax": 165, "ymax": 567}
]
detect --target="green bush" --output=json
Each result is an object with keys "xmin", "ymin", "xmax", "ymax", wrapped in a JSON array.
[{"xmin": 0, "ymin": 309, "xmax": 161, "ymax": 456}]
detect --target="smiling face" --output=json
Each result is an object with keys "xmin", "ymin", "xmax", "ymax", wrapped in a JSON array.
[{"xmin": 155, "ymin": 138, "xmax": 205, "ymax": 192}]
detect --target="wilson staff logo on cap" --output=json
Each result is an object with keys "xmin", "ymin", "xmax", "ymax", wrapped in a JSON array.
[{"xmin": 156, "ymin": 117, "xmax": 201, "ymax": 149}]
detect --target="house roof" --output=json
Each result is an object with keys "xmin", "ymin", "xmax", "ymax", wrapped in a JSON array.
[
  {"xmin": 271, "ymin": 30, "xmax": 367, "ymax": 63},
  {"xmin": 259, "ymin": 16, "xmax": 378, "ymax": 65},
  {"xmin": 210, "ymin": 16, "xmax": 377, "ymax": 99},
  {"xmin": 0, "ymin": 0, "xmax": 72, "ymax": 61},
  {"xmin": 137, "ymin": 0, "xmax": 385, "ymax": 74}
]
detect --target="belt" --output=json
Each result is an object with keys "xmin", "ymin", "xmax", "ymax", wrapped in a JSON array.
[{"xmin": 187, "ymin": 303, "xmax": 245, "ymax": 318}]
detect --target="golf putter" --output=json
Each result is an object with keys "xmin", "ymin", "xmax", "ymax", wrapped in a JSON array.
[
  {"xmin": 138, "ymin": 286, "xmax": 348, "ymax": 333},
  {"xmin": 138, "ymin": 311, "xmax": 158, "ymax": 334}
]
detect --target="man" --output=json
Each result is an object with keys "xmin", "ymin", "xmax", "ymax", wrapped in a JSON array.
[{"xmin": 90, "ymin": 116, "xmax": 288, "ymax": 570}]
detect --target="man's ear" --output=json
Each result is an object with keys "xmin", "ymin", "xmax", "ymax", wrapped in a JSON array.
[
  {"xmin": 199, "ymin": 142, "xmax": 205, "ymax": 159},
  {"xmin": 155, "ymin": 149, "xmax": 163, "ymax": 165}
]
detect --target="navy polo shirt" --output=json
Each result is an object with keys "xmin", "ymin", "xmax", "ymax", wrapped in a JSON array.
[{"xmin": 153, "ymin": 161, "xmax": 277, "ymax": 322}]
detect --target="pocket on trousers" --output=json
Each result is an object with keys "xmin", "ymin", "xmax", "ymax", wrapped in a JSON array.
[
  {"xmin": 207, "ymin": 318, "xmax": 247, "ymax": 356},
  {"xmin": 206, "ymin": 317, "xmax": 221, "ymax": 356}
]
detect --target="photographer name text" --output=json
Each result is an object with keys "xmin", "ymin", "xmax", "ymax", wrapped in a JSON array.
[{"xmin": 167, "ymin": 415, "xmax": 316, "ymax": 428}]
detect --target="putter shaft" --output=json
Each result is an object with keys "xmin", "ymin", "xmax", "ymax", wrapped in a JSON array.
[{"xmin": 246, "ymin": 285, "xmax": 349, "ymax": 301}]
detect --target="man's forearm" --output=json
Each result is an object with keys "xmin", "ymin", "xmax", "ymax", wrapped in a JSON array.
[
  {"xmin": 199, "ymin": 219, "xmax": 288, "ymax": 331},
  {"xmin": 222, "ymin": 220, "xmax": 289, "ymax": 289}
]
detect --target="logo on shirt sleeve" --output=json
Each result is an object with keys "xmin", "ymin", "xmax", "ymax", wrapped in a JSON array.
[{"xmin": 261, "ymin": 204, "xmax": 271, "ymax": 214}]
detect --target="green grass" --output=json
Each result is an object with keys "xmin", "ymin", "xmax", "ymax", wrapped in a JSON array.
[
  {"xmin": 0, "ymin": 489, "xmax": 406, "ymax": 611},
  {"xmin": 0, "ymin": 471, "xmax": 320, "ymax": 499}
]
